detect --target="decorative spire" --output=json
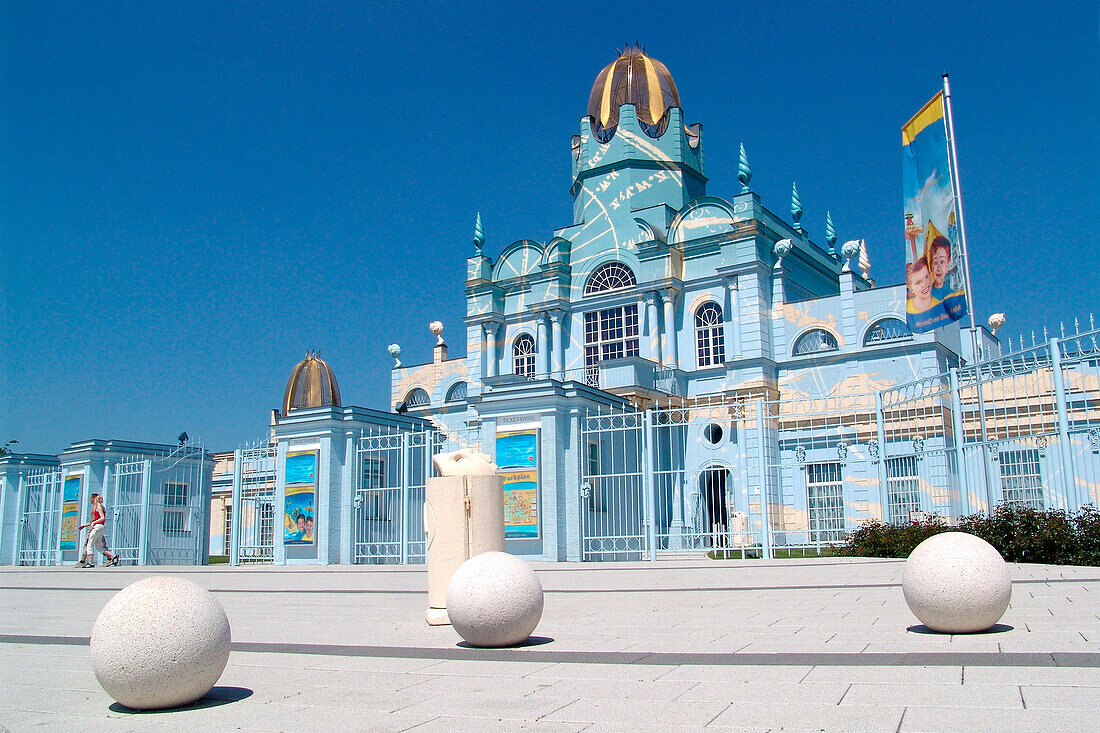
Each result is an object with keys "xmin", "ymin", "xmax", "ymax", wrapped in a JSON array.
[
  {"xmin": 737, "ymin": 143, "xmax": 752, "ymax": 193},
  {"xmin": 790, "ymin": 182, "xmax": 803, "ymax": 232},
  {"xmin": 473, "ymin": 212, "xmax": 485, "ymax": 254},
  {"xmin": 858, "ymin": 239, "xmax": 872, "ymax": 281},
  {"xmin": 825, "ymin": 211, "xmax": 836, "ymax": 256}
]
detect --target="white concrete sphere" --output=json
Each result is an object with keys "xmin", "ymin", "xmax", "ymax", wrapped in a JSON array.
[
  {"xmin": 446, "ymin": 551, "xmax": 544, "ymax": 647},
  {"xmin": 91, "ymin": 576, "xmax": 232, "ymax": 709},
  {"xmin": 902, "ymin": 532, "xmax": 1012, "ymax": 633}
]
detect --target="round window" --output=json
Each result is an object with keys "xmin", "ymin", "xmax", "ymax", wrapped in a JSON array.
[{"xmin": 703, "ymin": 423, "xmax": 723, "ymax": 445}]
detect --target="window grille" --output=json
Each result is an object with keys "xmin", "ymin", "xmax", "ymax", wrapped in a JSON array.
[
  {"xmin": 258, "ymin": 502, "xmax": 275, "ymax": 549},
  {"xmin": 793, "ymin": 329, "xmax": 839, "ymax": 356},
  {"xmin": 864, "ymin": 318, "xmax": 911, "ymax": 346},
  {"xmin": 584, "ymin": 262, "xmax": 636, "ymax": 295},
  {"xmin": 886, "ymin": 456, "xmax": 921, "ymax": 522},
  {"xmin": 513, "ymin": 334, "xmax": 536, "ymax": 378},
  {"xmin": 806, "ymin": 463, "xmax": 845, "ymax": 542},
  {"xmin": 999, "ymin": 448, "xmax": 1044, "ymax": 509},
  {"xmin": 163, "ymin": 481, "xmax": 190, "ymax": 535},
  {"xmin": 695, "ymin": 302, "xmax": 725, "ymax": 366},
  {"xmin": 445, "ymin": 381, "xmax": 467, "ymax": 403},
  {"xmin": 583, "ymin": 304, "xmax": 640, "ymax": 382},
  {"xmin": 223, "ymin": 504, "xmax": 232, "ymax": 556},
  {"xmin": 405, "ymin": 388, "xmax": 430, "ymax": 407}
]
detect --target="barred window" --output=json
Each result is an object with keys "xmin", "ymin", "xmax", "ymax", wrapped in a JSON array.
[
  {"xmin": 405, "ymin": 388, "xmax": 430, "ymax": 407},
  {"xmin": 163, "ymin": 481, "xmax": 190, "ymax": 535},
  {"xmin": 513, "ymin": 334, "xmax": 536, "ymax": 378},
  {"xmin": 886, "ymin": 456, "xmax": 921, "ymax": 523},
  {"xmin": 793, "ymin": 329, "xmax": 839, "ymax": 356},
  {"xmin": 695, "ymin": 302, "xmax": 725, "ymax": 366},
  {"xmin": 999, "ymin": 448, "xmax": 1043, "ymax": 509},
  {"xmin": 584, "ymin": 262, "xmax": 636, "ymax": 295},
  {"xmin": 806, "ymin": 463, "xmax": 844, "ymax": 542},
  {"xmin": 445, "ymin": 381, "xmax": 467, "ymax": 403},
  {"xmin": 223, "ymin": 504, "xmax": 232, "ymax": 556},
  {"xmin": 864, "ymin": 318, "xmax": 911, "ymax": 346}
]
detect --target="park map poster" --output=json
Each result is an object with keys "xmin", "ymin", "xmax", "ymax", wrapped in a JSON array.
[
  {"xmin": 60, "ymin": 475, "xmax": 82, "ymax": 550},
  {"xmin": 284, "ymin": 450, "xmax": 317, "ymax": 545},
  {"xmin": 496, "ymin": 429, "xmax": 540, "ymax": 540}
]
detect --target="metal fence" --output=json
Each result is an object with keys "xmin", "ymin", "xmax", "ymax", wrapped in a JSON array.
[
  {"xmin": 353, "ymin": 425, "xmax": 482, "ymax": 564},
  {"xmin": 17, "ymin": 467, "xmax": 63, "ymax": 566},
  {"xmin": 578, "ymin": 326, "xmax": 1100, "ymax": 560},
  {"xmin": 232, "ymin": 445, "xmax": 277, "ymax": 564}
]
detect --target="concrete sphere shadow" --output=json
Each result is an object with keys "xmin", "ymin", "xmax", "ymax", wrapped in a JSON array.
[{"xmin": 108, "ymin": 686, "xmax": 253, "ymax": 714}]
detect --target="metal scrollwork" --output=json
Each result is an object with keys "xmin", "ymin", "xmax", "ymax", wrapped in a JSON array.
[
  {"xmin": 353, "ymin": 495, "xmax": 362, "ymax": 510},
  {"xmin": 1036, "ymin": 435, "xmax": 1048, "ymax": 456},
  {"xmin": 837, "ymin": 442, "xmax": 848, "ymax": 463},
  {"xmin": 580, "ymin": 482, "xmax": 592, "ymax": 500},
  {"xmin": 912, "ymin": 437, "xmax": 925, "ymax": 461},
  {"xmin": 795, "ymin": 445, "xmax": 806, "ymax": 464},
  {"xmin": 1090, "ymin": 428, "xmax": 1100, "ymax": 454},
  {"xmin": 868, "ymin": 440, "xmax": 880, "ymax": 462}
]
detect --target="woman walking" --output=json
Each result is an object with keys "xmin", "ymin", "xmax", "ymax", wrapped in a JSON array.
[{"xmin": 77, "ymin": 493, "xmax": 120, "ymax": 567}]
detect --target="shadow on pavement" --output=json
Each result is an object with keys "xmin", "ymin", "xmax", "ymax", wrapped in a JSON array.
[
  {"xmin": 907, "ymin": 623, "xmax": 1014, "ymax": 635},
  {"xmin": 108, "ymin": 686, "xmax": 254, "ymax": 714}
]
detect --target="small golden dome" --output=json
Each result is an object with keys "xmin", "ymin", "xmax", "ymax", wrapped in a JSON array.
[
  {"xmin": 587, "ymin": 44, "xmax": 680, "ymax": 142},
  {"xmin": 282, "ymin": 351, "xmax": 341, "ymax": 414}
]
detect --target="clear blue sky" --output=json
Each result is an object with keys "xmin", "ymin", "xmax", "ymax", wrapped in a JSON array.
[{"xmin": 3, "ymin": 2, "xmax": 1098, "ymax": 454}]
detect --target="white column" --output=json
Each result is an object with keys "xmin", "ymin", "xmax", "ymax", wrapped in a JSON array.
[
  {"xmin": 483, "ymin": 323, "xmax": 499, "ymax": 379},
  {"xmin": 645, "ymin": 292, "xmax": 660, "ymax": 363},
  {"xmin": 724, "ymin": 275, "xmax": 740, "ymax": 362},
  {"xmin": 550, "ymin": 310, "xmax": 564, "ymax": 378},
  {"xmin": 661, "ymin": 290, "xmax": 679, "ymax": 368},
  {"xmin": 536, "ymin": 313, "xmax": 549, "ymax": 377}
]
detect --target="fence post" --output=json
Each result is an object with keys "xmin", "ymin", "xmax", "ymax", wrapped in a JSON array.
[
  {"xmin": 642, "ymin": 409, "xmax": 657, "ymax": 561},
  {"xmin": 399, "ymin": 433, "xmax": 410, "ymax": 565},
  {"xmin": 755, "ymin": 400, "xmax": 772, "ymax": 559},
  {"xmin": 948, "ymin": 369, "xmax": 971, "ymax": 517},
  {"xmin": 139, "ymin": 459, "xmax": 152, "ymax": 566},
  {"xmin": 1049, "ymin": 338, "xmax": 1079, "ymax": 510},
  {"xmin": 230, "ymin": 449, "xmax": 242, "ymax": 566},
  {"xmin": 874, "ymin": 392, "xmax": 890, "ymax": 522}
]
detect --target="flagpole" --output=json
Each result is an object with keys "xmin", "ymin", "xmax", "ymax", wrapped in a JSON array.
[{"xmin": 941, "ymin": 73, "xmax": 981, "ymax": 362}]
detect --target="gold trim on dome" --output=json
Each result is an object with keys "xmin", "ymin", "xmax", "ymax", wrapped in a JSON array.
[{"xmin": 282, "ymin": 351, "xmax": 342, "ymax": 414}]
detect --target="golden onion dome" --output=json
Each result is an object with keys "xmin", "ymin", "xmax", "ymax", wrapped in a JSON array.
[
  {"xmin": 587, "ymin": 44, "xmax": 680, "ymax": 143},
  {"xmin": 282, "ymin": 351, "xmax": 341, "ymax": 414}
]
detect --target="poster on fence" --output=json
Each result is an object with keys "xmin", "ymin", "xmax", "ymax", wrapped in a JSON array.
[
  {"xmin": 60, "ymin": 475, "xmax": 82, "ymax": 550},
  {"xmin": 902, "ymin": 91, "xmax": 968, "ymax": 333},
  {"xmin": 496, "ymin": 429, "xmax": 540, "ymax": 539},
  {"xmin": 284, "ymin": 450, "xmax": 316, "ymax": 545}
]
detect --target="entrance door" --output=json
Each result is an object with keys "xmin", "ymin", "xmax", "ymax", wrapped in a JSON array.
[{"xmin": 699, "ymin": 467, "xmax": 730, "ymax": 546}]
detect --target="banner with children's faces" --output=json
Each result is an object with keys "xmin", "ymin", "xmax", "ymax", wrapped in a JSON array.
[
  {"xmin": 284, "ymin": 450, "xmax": 317, "ymax": 545},
  {"xmin": 60, "ymin": 475, "xmax": 82, "ymax": 550},
  {"xmin": 902, "ymin": 92, "xmax": 968, "ymax": 333}
]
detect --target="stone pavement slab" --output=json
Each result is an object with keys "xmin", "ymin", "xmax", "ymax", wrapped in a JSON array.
[{"xmin": 1, "ymin": 557, "xmax": 1099, "ymax": 731}]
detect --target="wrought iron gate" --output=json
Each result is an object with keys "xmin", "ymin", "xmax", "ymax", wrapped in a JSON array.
[
  {"xmin": 234, "ymin": 445, "xmax": 276, "ymax": 564},
  {"xmin": 17, "ymin": 467, "xmax": 63, "ymax": 566}
]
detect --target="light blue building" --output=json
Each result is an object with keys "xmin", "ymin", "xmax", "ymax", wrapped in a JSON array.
[{"xmin": 6, "ymin": 48, "xmax": 1099, "ymax": 567}]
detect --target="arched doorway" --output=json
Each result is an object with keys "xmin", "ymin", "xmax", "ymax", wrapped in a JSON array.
[{"xmin": 698, "ymin": 467, "xmax": 731, "ymax": 544}]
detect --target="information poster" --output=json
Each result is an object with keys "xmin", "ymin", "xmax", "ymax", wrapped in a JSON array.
[
  {"xmin": 60, "ymin": 475, "xmax": 82, "ymax": 550},
  {"xmin": 284, "ymin": 450, "xmax": 316, "ymax": 545},
  {"xmin": 496, "ymin": 429, "xmax": 539, "ymax": 539}
]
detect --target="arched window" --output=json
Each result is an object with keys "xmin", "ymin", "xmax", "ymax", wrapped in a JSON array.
[
  {"xmin": 695, "ymin": 302, "xmax": 725, "ymax": 367},
  {"xmin": 584, "ymin": 262, "xmax": 636, "ymax": 295},
  {"xmin": 793, "ymin": 329, "xmax": 839, "ymax": 356},
  {"xmin": 405, "ymin": 388, "xmax": 430, "ymax": 408},
  {"xmin": 513, "ymin": 334, "xmax": 535, "ymax": 378},
  {"xmin": 445, "ymin": 381, "xmax": 467, "ymax": 403},
  {"xmin": 863, "ymin": 318, "xmax": 911, "ymax": 346}
]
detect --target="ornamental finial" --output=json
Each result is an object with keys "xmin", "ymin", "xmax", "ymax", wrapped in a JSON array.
[
  {"xmin": 473, "ymin": 212, "xmax": 485, "ymax": 254},
  {"xmin": 387, "ymin": 343, "xmax": 402, "ymax": 368},
  {"xmin": 825, "ymin": 211, "xmax": 836, "ymax": 254},
  {"xmin": 737, "ymin": 143, "xmax": 752, "ymax": 193},
  {"xmin": 790, "ymin": 182, "xmax": 803, "ymax": 231}
]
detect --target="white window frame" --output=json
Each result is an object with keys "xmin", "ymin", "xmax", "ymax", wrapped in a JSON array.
[{"xmin": 695, "ymin": 301, "xmax": 725, "ymax": 367}]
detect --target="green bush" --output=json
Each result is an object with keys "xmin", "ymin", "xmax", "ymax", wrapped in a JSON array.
[{"xmin": 842, "ymin": 504, "xmax": 1100, "ymax": 566}]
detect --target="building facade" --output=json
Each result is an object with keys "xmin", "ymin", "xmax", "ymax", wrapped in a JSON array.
[{"xmin": 5, "ymin": 48, "xmax": 1098, "ymax": 567}]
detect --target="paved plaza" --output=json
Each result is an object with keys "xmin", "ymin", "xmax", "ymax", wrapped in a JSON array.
[{"xmin": 2, "ymin": 557, "xmax": 1099, "ymax": 731}]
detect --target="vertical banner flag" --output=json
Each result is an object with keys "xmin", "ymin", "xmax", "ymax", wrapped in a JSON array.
[
  {"xmin": 496, "ymin": 429, "xmax": 540, "ymax": 540},
  {"xmin": 902, "ymin": 92, "xmax": 967, "ymax": 333},
  {"xmin": 284, "ymin": 450, "xmax": 317, "ymax": 545},
  {"xmin": 60, "ymin": 475, "xmax": 82, "ymax": 550}
]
